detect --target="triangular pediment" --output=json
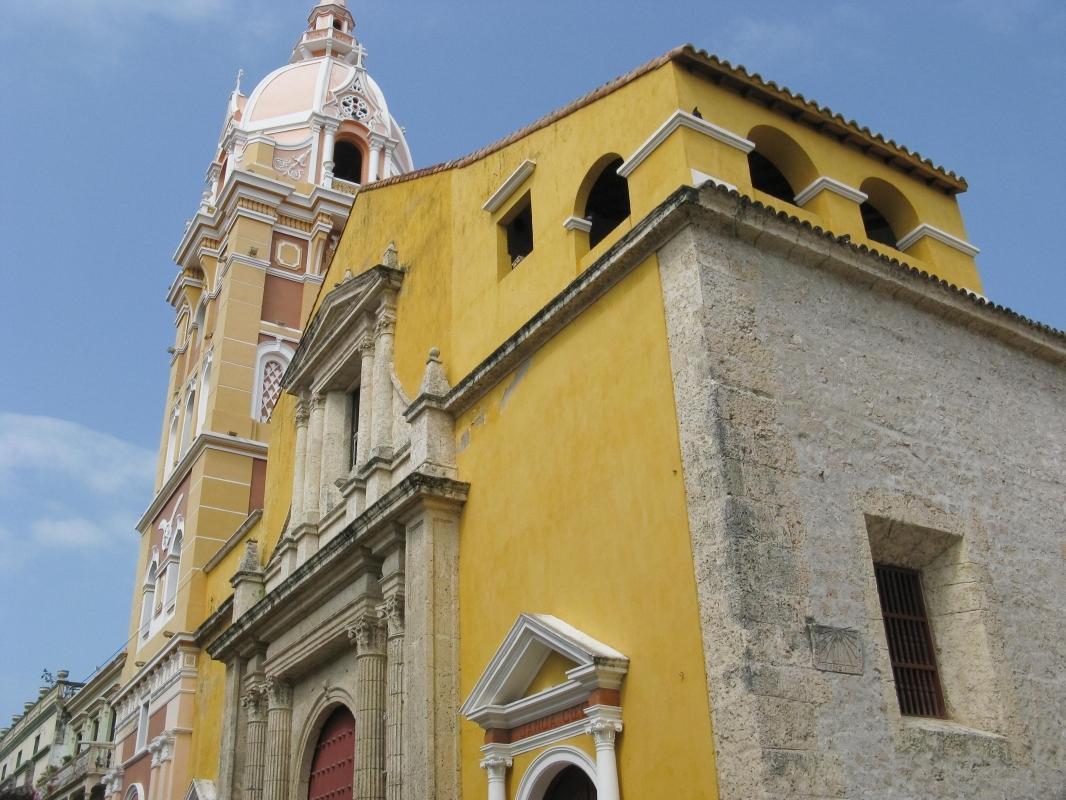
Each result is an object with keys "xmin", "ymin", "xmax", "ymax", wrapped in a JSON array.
[
  {"xmin": 460, "ymin": 614, "xmax": 628, "ymax": 730},
  {"xmin": 183, "ymin": 780, "xmax": 217, "ymax": 800},
  {"xmin": 284, "ymin": 264, "xmax": 404, "ymax": 391}
]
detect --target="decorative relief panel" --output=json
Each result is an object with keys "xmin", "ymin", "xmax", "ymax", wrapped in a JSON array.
[
  {"xmin": 273, "ymin": 149, "xmax": 311, "ymax": 181},
  {"xmin": 275, "ymin": 241, "xmax": 303, "ymax": 270},
  {"xmin": 809, "ymin": 624, "xmax": 863, "ymax": 675}
]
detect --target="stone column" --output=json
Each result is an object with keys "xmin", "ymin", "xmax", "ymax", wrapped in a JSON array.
[
  {"xmin": 291, "ymin": 398, "xmax": 311, "ymax": 524},
  {"xmin": 368, "ymin": 141, "xmax": 382, "ymax": 183},
  {"xmin": 146, "ymin": 738, "xmax": 163, "ymax": 800},
  {"xmin": 378, "ymin": 591, "xmax": 404, "ymax": 800},
  {"xmin": 355, "ymin": 338, "xmax": 375, "ymax": 469},
  {"xmin": 348, "ymin": 614, "xmax": 386, "ymax": 800},
  {"xmin": 320, "ymin": 391, "xmax": 351, "ymax": 514},
  {"xmin": 302, "ymin": 394, "xmax": 326, "ymax": 524},
  {"xmin": 479, "ymin": 755, "xmax": 511, "ymax": 800},
  {"xmin": 241, "ymin": 683, "xmax": 268, "ymax": 800},
  {"xmin": 262, "ymin": 678, "xmax": 293, "ymax": 800},
  {"xmin": 370, "ymin": 314, "xmax": 395, "ymax": 458},
  {"xmin": 587, "ymin": 719, "xmax": 623, "ymax": 800},
  {"xmin": 322, "ymin": 123, "xmax": 338, "ymax": 186},
  {"xmin": 157, "ymin": 734, "xmax": 175, "ymax": 800}
]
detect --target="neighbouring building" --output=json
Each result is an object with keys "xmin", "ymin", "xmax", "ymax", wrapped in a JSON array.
[
  {"xmin": 0, "ymin": 672, "xmax": 83, "ymax": 793},
  {"xmin": 40, "ymin": 654, "xmax": 126, "ymax": 800},
  {"xmin": 102, "ymin": 5, "xmax": 412, "ymax": 800},
  {"xmin": 181, "ymin": 40, "xmax": 1066, "ymax": 800}
]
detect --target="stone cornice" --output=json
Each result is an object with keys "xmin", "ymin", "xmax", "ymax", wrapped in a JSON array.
[
  {"xmin": 441, "ymin": 185, "xmax": 1064, "ymax": 422},
  {"xmin": 206, "ymin": 471, "xmax": 469, "ymax": 661}
]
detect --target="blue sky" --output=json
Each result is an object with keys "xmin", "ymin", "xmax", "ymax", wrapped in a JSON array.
[{"xmin": 0, "ymin": 0, "xmax": 1063, "ymax": 715}]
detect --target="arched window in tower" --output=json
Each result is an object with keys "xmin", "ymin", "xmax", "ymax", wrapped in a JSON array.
[
  {"xmin": 180, "ymin": 387, "xmax": 197, "ymax": 456},
  {"xmin": 748, "ymin": 150, "xmax": 795, "ymax": 204},
  {"xmin": 860, "ymin": 200, "xmax": 897, "ymax": 247},
  {"xmin": 197, "ymin": 352, "xmax": 213, "ymax": 435},
  {"xmin": 139, "ymin": 558, "xmax": 158, "ymax": 639},
  {"xmin": 164, "ymin": 405, "xmax": 180, "ymax": 477},
  {"xmin": 260, "ymin": 359, "xmax": 285, "ymax": 421},
  {"xmin": 542, "ymin": 766, "xmax": 596, "ymax": 799},
  {"xmin": 584, "ymin": 157, "xmax": 630, "ymax": 249},
  {"xmin": 307, "ymin": 707, "xmax": 356, "ymax": 800},
  {"xmin": 333, "ymin": 141, "xmax": 364, "ymax": 185},
  {"xmin": 163, "ymin": 528, "xmax": 183, "ymax": 611}
]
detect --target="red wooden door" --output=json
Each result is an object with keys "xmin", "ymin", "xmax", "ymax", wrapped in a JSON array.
[{"xmin": 307, "ymin": 707, "xmax": 356, "ymax": 800}]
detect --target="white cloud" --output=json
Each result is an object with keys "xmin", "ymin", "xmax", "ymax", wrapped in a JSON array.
[
  {"xmin": 0, "ymin": 413, "xmax": 155, "ymax": 497},
  {"xmin": 0, "ymin": 414, "xmax": 152, "ymax": 567}
]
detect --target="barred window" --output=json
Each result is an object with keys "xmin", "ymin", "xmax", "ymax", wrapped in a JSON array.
[
  {"xmin": 874, "ymin": 564, "xmax": 946, "ymax": 718},
  {"xmin": 259, "ymin": 359, "xmax": 285, "ymax": 421}
]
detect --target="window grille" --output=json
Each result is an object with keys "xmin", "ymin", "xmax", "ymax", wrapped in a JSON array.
[
  {"xmin": 260, "ymin": 360, "xmax": 285, "ymax": 421},
  {"xmin": 874, "ymin": 564, "xmax": 946, "ymax": 718}
]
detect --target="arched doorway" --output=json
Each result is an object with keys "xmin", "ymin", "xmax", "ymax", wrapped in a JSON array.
[
  {"xmin": 307, "ymin": 706, "xmax": 355, "ymax": 800},
  {"xmin": 543, "ymin": 765, "xmax": 596, "ymax": 799}
]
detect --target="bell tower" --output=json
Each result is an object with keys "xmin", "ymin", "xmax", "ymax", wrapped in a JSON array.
[{"xmin": 104, "ymin": 8, "xmax": 413, "ymax": 800}]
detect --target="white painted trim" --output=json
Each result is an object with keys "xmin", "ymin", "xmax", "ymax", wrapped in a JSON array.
[
  {"xmin": 691, "ymin": 170, "xmax": 737, "ymax": 192},
  {"xmin": 482, "ymin": 159, "xmax": 537, "ymax": 213},
  {"xmin": 562, "ymin": 216, "xmax": 592, "ymax": 233},
  {"xmin": 794, "ymin": 176, "xmax": 868, "ymax": 207},
  {"xmin": 461, "ymin": 614, "xmax": 629, "ymax": 730},
  {"xmin": 618, "ymin": 110, "xmax": 754, "ymax": 178},
  {"xmin": 513, "ymin": 746, "xmax": 597, "ymax": 800},
  {"xmin": 896, "ymin": 223, "xmax": 980, "ymax": 257}
]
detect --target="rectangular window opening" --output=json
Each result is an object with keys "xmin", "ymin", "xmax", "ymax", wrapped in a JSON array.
[
  {"xmin": 349, "ymin": 390, "xmax": 360, "ymax": 470},
  {"xmin": 874, "ymin": 563, "xmax": 946, "ymax": 719},
  {"xmin": 502, "ymin": 194, "xmax": 534, "ymax": 269}
]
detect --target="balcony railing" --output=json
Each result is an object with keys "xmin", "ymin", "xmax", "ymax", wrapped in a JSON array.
[
  {"xmin": 331, "ymin": 177, "xmax": 360, "ymax": 197},
  {"xmin": 50, "ymin": 744, "xmax": 112, "ymax": 791}
]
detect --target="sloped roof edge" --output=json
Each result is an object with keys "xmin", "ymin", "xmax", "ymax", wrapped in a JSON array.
[{"xmin": 366, "ymin": 44, "xmax": 967, "ymax": 195}]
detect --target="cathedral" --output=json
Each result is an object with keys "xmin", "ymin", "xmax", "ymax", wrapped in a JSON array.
[{"xmin": 4, "ymin": 2, "xmax": 1063, "ymax": 800}]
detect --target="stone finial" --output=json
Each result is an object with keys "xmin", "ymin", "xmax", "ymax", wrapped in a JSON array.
[
  {"xmin": 238, "ymin": 540, "xmax": 262, "ymax": 574},
  {"xmin": 56, "ymin": 670, "xmax": 69, "ymax": 681},
  {"xmin": 418, "ymin": 348, "xmax": 451, "ymax": 398},
  {"xmin": 343, "ymin": 269, "xmax": 354, "ymax": 283},
  {"xmin": 382, "ymin": 241, "xmax": 399, "ymax": 268}
]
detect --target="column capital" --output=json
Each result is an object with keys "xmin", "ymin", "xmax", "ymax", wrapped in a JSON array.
[
  {"xmin": 346, "ymin": 612, "xmax": 386, "ymax": 654},
  {"xmin": 586, "ymin": 718, "xmax": 623, "ymax": 748},
  {"xmin": 241, "ymin": 681, "xmax": 269, "ymax": 721},
  {"xmin": 374, "ymin": 313, "xmax": 396, "ymax": 339},
  {"xmin": 479, "ymin": 754, "xmax": 512, "ymax": 779},
  {"xmin": 358, "ymin": 335, "xmax": 376, "ymax": 357},
  {"xmin": 295, "ymin": 399, "xmax": 311, "ymax": 427},
  {"xmin": 265, "ymin": 676, "xmax": 293, "ymax": 709},
  {"xmin": 377, "ymin": 592, "xmax": 405, "ymax": 639}
]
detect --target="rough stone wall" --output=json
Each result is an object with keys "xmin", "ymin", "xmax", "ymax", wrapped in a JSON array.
[{"xmin": 658, "ymin": 205, "xmax": 1066, "ymax": 800}]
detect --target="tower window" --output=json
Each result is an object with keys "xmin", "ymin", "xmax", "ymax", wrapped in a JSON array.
[
  {"xmin": 333, "ymin": 141, "xmax": 363, "ymax": 184},
  {"xmin": 860, "ymin": 201, "xmax": 897, "ymax": 247},
  {"xmin": 332, "ymin": 20, "xmax": 342, "ymax": 30},
  {"xmin": 748, "ymin": 150, "xmax": 795, "ymax": 204},
  {"xmin": 502, "ymin": 194, "xmax": 534, "ymax": 268},
  {"xmin": 874, "ymin": 564, "xmax": 946, "ymax": 718},
  {"xmin": 584, "ymin": 157, "xmax": 630, "ymax": 248}
]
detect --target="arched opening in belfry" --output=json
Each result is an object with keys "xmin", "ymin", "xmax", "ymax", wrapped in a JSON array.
[
  {"xmin": 334, "ymin": 141, "xmax": 364, "ymax": 184},
  {"xmin": 583, "ymin": 157, "xmax": 630, "ymax": 248},
  {"xmin": 748, "ymin": 150, "xmax": 795, "ymax": 204},
  {"xmin": 860, "ymin": 200, "xmax": 897, "ymax": 247},
  {"xmin": 307, "ymin": 706, "xmax": 356, "ymax": 800},
  {"xmin": 542, "ymin": 765, "xmax": 596, "ymax": 799}
]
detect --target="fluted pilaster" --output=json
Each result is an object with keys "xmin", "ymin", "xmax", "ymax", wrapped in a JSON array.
[
  {"xmin": 263, "ymin": 678, "xmax": 293, "ymax": 800},
  {"xmin": 378, "ymin": 593, "xmax": 404, "ymax": 800},
  {"xmin": 241, "ymin": 683, "xmax": 268, "ymax": 800},
  {"xmin": 348, "ymin": 614, "xmax": 386, "ymax": 800}
]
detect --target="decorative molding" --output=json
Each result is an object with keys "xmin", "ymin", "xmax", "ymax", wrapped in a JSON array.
[
  {"xmin": 512, "ymin": 746, "xmax": 597, "ymax": 800},
  {"xmin": 482, "ymin": 159, "xmax": 537, "ymax": 213},
  {"xmin": 618, "ymin": 110, "xmax": 754, "ymax": 178},
  {"xmin": 809, "ymin": 624, "xmax": 864, "ymax": 675},
  {"xmin": 896, "ymin": 223, "xmax": 980, "ymax": 257},
  {"xmin": 461, "ymin": 613, "xmax": 629, "ymax": 731},
  {"xmin": 562, "ymin": 216, "xmax": 592, "ymax": 233},
  {"xmin": 794, "ymin": 176, "xmax": 868, "ymax": 207}
]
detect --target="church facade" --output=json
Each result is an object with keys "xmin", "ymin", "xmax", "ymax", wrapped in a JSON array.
[{"xmin": 100, "ymin": 5, "xmax": 1065, "ymax": 800}]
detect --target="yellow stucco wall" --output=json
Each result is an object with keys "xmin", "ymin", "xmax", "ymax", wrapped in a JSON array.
[{"xmin": 454, "ymin": 255, "xmax": 721, "ymax": 798}]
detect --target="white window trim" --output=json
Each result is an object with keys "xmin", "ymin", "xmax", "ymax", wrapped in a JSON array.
[
  {"xmin": 514, "ymin": 746, "xmax": 597, "ymax": 800},
  {"xmin": 196, "ymin": 350, "xmax": 213, "ymax": 436},
  {"xmin": 252, "ymin": 339, "xmax": 296, "ymax": 422}
]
